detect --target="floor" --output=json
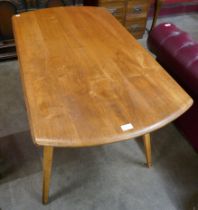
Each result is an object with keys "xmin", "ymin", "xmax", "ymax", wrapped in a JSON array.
[{"xmin": 0, "ymin": 14, "xmax": 198, "ymax": 210}]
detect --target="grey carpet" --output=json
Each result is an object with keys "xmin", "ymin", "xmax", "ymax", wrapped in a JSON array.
[{"xmin": 0, "ymin": 14, "xmax": 198, "ymax": 210}]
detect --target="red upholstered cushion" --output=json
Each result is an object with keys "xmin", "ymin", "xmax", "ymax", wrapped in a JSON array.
[
  {"xmin": 191, "ymin": 59, "xmax": 198, "ymax": 72},
  {"xmin": 175, "ymin": 44, "xmax": 198, "ymax": 68},
  {"xmin": 151, "ymin": 0, "xmax": 198, "ymax": 4},
  {"xmin": 175, "ymin": 102, "xmax": 198, "ymax": 152},
  {"xmin": 164, "ymin": 0, "xmax": 198, "ymax": 3},
  {"xmin": 161, "ymin": 33, "xmax": 194, "ymax": 55},
  {"xmin": 148, "ymin": 23, "xmax": 198, "ymax": 97},
  {"xmin": 149, "ymin": 0, "xmax": 198, "ymax": 17},
  {"xmin": 148, "ymin": 23, "xmax": 198, "ymax": 152}
]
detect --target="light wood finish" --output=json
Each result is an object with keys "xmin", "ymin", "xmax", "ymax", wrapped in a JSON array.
[
  {"xmin": 13, "ymin": 7, "xmax": 193, "ymax": 203},
  {"xmin": 143, "ymin": 133, "xmax": 152, "ymax": 168},
  {"xmin": 13, "ymin": 6, "xmax": 192, "ymax": 148},
  {"xmin": 42, "ymin": 146, "xmax": 54, "ymax": 204}
]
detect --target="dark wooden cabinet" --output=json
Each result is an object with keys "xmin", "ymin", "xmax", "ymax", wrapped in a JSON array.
[
  {"xmin": 0, "ymin": 0, "xmax": 76, "ymax": 60},
  {"xmin": 0, "ymin": 1, "xmax": 17, "ymax": 60},
  {"xmin": 84, "ymin": 0, "xmax": 151, "ymax": 39}
]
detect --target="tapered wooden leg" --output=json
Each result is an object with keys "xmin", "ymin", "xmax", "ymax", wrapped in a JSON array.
[
  {"xmin": 143, "ymin": 133, "xmax": 152, "ymax": 168},
  {"xmin": 42, "ymin": 146, "xmax": 54, "ymax": 204}
]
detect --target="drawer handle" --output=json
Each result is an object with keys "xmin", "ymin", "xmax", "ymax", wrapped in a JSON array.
[
  {"xmin": 129, "ymin": 24, "xmax": 143, "ymax": 33},
  {"xmin": 108, "ymin": 8, "xmax": 118, "ymax": 15},
  {"xmin": 132, "ymin": 6, "xmax": 142, "ymax": 14}
]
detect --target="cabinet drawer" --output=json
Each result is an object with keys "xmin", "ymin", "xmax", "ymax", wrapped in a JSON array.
[
  {"xmin": 126, "ymin": 1, "xmax": 148, "ymax": 19},
  {"xmin": 125, "ymin": 18, "xmax": 146, "ymax": 34},
  {"xmin": 127, "ymin": 0, "xmax": 150, "ymax": 7},
  {"xmin": 99, "ymin": 1, "xmax": 125, "ymax": 19},
  {"xmin": 127, "ymin": 0, "xmax": 150, "ymax": 4},
  {"xmin": 132, "ymin": 31, "xmax": 145, "ymax": 39},
  {"xmin": 99, "ymin": 0, "xmax": 124, "ymax": 3}
]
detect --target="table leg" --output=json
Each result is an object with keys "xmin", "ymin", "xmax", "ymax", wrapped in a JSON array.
[
  {"xmin": 42, "ymin": 146, "xmax": 54, "ymax": 204},
  {"xmin": 143, "ymin": 133, "xmax": 152, "ymax": 168}
]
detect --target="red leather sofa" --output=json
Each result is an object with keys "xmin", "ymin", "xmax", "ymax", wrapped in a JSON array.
[
  {"xmin": 147, "ymin": 23, "xmax": 198, "ymax": 152},
  {"xmin": 150, "ymin": 0, "xmax": 198, "ymax": 17},
  {"xmin": 158, "ymin": 0, "xmax": 198, "ymax": 16}
]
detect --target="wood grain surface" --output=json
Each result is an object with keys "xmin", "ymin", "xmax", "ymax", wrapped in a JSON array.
[{"xmin": 12, "ymin": 6, "xmax": 193, "ymax": 147}]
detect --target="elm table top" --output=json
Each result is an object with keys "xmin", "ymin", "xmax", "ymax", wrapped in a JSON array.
[{"xmin": 12, "ymin": 6, "xmax": 192, "ymax": 147}]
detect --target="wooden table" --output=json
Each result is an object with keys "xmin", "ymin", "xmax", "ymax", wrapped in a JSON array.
[{"xmin": 12, "ymin": 6, "xmax": 192, "ymax": 204}]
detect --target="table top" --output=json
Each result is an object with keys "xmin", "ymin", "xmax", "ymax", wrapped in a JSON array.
[{"xmin": 13, "ymin": 6, "xmax": 192, "ymax": 147}]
